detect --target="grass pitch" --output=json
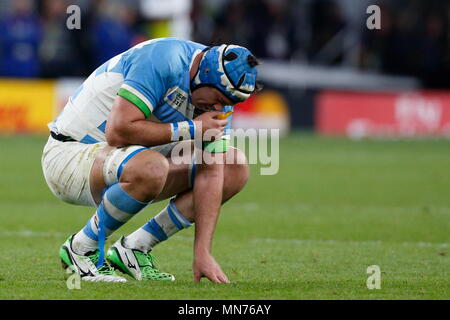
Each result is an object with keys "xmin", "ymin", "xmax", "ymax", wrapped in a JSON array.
[{"xmin": 0, "ymin": 134, "xmax": 448, "ymax": 299}]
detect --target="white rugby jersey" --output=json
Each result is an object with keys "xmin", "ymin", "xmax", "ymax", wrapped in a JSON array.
[{"xmin": 49, "ymin": 38, "xmax": 210, "ymax": 143}]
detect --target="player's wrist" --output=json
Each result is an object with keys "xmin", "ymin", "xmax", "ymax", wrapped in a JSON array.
[
  {"xmin": 194, "ymin": 251, "xmax": 211, "ymax": 261},
  {"xmin": 170, "ymin": 120, "xmax": 196, "ymax": 141},
  {"xmin": 194, "ymin": 242, "xmax": 211, "ymax": 256}
]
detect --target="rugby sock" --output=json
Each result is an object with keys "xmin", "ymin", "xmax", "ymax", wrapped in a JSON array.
[
  {"xmin": 72, "ymin": 230, "xmax": 97, "ymax": 255},
  {"xmin": 124, "ymin": 198, "xmax": 192, "ymax": 253},
  {"xmin": 73, "ymin": 183, "xmax": 149, "ymax": 256}
]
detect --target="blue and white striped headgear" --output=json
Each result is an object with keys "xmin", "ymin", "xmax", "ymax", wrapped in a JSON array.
[{"xmin": 191, "ymin": 44, "xmax": 259, "ymax": 104}]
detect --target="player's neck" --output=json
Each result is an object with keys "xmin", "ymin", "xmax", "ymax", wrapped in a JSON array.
[{"xmin": 190, "ymin": 51, "xmax": 205, "ymax": 81}]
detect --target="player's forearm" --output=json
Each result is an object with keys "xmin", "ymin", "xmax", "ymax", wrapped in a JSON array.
[
  {"xmin": 106, "ymin": 96, "xmax": 175, "ymax": 147},
  {"xmin": 106, "ymin": 119, "xmax": 172, "ymax": 147},
  {"xmin": 193, "ymin": 158, "xmax": 225, "ymax": 255}
]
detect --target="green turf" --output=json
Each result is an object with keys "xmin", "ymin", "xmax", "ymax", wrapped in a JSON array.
[{"xmin": 0, "ymin": 134, "xmax": 448, "ymax": 299}]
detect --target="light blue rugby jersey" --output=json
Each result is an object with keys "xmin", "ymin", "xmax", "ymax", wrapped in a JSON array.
[{"xmin": 49, "ymin": 38, "xmax": 216, "ymax": 144}]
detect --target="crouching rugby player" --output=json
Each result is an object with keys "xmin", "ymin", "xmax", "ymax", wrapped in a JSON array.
[{"xmin": 41, "ymin": 37, "xmax": 259, "ymax": 283}]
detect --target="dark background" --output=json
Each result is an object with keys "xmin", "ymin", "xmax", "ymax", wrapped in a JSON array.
[{"xmin": 1, "ymin": 0, "xmax": 449, "ymax": 129}]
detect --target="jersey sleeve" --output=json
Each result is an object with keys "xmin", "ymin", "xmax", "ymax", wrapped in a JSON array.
[{"xmin": 118, "ymin": 41, "xmax": 182, "ymax": 118}]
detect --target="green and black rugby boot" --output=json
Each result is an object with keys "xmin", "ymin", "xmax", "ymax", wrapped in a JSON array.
[
  {"xmin": 106, "ymin": 236, "xmax": 175, "ymax": 281},
  {"xmin": 59, "ymin": 235, "xmax": 127, "ymax": 282}
]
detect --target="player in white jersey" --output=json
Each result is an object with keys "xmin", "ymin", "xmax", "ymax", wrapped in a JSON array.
[{"xmin": 41, "ymin": 38, "xmax": 260, "ymax": 283}]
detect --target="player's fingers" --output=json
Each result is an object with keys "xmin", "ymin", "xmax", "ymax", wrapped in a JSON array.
[
  {"xmin": 205, "ymin": 127, "xmax": 223, "ymax": 135},
  {"xmin": 206, "ymin": 273, "xmax": 221, "ymax": 283},
  {"xmin": 193, "ymin": 271, "xmax": 202, "ymax": 283},
  {"xmin": 210, "ymin": 276, "xmax": 222, "ymax": 283},
  {"xmin": 222, "ymin": 274, "xmax": 230, "ymax": 283},
  {"xmin": 214, "ymin": 119, "xmax": 228, "ymax": 127},
  {"xmin": 217, "ymin": 275, "xmax": 230, "ymax": 283},
  {"xmin": 209, "ymin": 267, "xmax": 228, "ymax": 283},
  {"xmin": 216, "ymin": 269, "xmax": 230, "ymax": 283},
  {"xmin": 208, "ymin": 111, "xmax": 223, "ymax": 117}
]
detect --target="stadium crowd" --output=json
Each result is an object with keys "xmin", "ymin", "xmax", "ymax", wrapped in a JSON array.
[{"xmin": 0, "ymin": 0, "xmax": 449, "ymax": 87}]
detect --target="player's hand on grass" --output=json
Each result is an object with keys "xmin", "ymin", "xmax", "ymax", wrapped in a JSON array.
[
  {"xmin": 194, "ymin": 111, "xmax": 228, "ymax": 141},
  {"xmin": 193, "ymin": 252, "xmax": 230, "ymax": 283}
]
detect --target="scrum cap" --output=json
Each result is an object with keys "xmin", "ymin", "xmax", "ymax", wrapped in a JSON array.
[{"xmin": 191, "ymin": 44, "xmax": 259, "ymax": 104}]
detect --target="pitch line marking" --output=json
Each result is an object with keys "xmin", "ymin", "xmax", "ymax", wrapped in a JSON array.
[
  {"xmin": 252, "ymin": 238, "xmax": 450, "ymax": 248},
  {"xmin": 0, "ymin": 230, "xmax": 67, "ymax": 237},
  {"xmin": 1, "ymin": 231, "xmax": 448, "ymax": 248},
  {"xmin": 226, "ymin": 202, "xmax": 450, "ymax": 214}
]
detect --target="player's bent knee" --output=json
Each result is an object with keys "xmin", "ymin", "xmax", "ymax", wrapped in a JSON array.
[
  {"xmin": 233, "ymin": 161, "xmax": 250, "ymax": 188},
  {"xmin": 225, "ymin": 147, "xmax": 249, "ymax": 190},
  {"xmin": 142, "ymin": 157, "xmax": 170, "ymax": 188},
  {"xmin": 120, "ymin": 151, "xmax": 170, "ymax": 199},
  {"xmin": 231, "ymin": 147, "xmax": 249, "ymax": 167}
]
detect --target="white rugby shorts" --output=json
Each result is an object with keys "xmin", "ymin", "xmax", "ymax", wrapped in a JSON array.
[{"xmin": 41, "ymin": 136, "xmax": 187, "ymax": 207}]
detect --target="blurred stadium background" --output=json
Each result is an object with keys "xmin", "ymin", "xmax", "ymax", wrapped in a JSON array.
[
  {"xmin": 0, "ymin": 0, "xmax": 449, "ymax": 299},
  {"xmin": 1, "ymin": 0, "xmax": 450, "ymax": 136}
]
